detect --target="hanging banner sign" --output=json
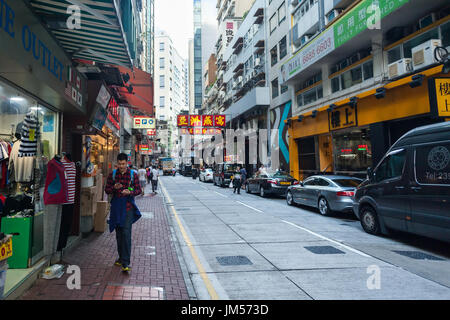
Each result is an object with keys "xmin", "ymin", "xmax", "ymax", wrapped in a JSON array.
[{"xmin": 133, "ymin": 117, "xmax": 156, "ymax": 129}]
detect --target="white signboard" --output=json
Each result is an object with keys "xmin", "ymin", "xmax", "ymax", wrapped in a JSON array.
[
  {"xmin": 96, "ymin": 85, "xmax": 111, "ymax": 109},
  {"xmin": 133, "ymin": 117, "xmax": 156, "ymax": 129}
]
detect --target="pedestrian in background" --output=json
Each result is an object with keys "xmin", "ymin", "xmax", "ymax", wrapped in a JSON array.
[
  {"xmin": 233, "ymin": 166, "xmax": 242, "ymax": 194},
  {"xmin": 138, "ymin": 165, "xmax": 147, "ymax": 196},
  {"xmin": 240, "ymin": 166, "xmax": 247, "ymax": 190},
  {"xmin": 105, "ymin": 153, "xmax": 142, "ymax": 273},
  {"xmin": 151, "ymin": 166, "xmax": 159, "ymax": 193}
]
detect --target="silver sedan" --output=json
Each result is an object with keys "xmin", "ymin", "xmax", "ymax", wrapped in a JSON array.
[{"xmin": 286, "ymin": 175, "xmax": 363, "ymax": 216}]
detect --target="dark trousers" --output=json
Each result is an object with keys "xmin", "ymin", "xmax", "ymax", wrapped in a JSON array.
[
  {"xmin": 57, "ymin": 204, "xmax": 75, "ymax": 251},
  {"xmin": 151, "ymin": 179, "xmax": 158, "ymax": 192},
  {"xmin": 233, "ymin": 179, "xmax": 241, "ymax": 194},
  {"xmin": 115, "ymin": 209, "xmax": 134, "ymax": 267}
]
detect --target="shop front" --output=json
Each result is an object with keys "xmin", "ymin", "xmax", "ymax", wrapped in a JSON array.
[
  {"xmin": 287, "ymin": 66, "xmax": 449, "ymax": 181},
  {"xmin": 0, "ymin": 0, "xmax": 88, "ymax": 299}
]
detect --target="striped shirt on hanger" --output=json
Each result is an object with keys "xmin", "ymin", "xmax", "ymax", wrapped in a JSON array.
[
  {"xmin": 62, "ymin": 157, "xmax": 76, "ymax": 204},
  {"xmin": 19, "ymin": 111, "xmax": 40, "ymax": 157}
]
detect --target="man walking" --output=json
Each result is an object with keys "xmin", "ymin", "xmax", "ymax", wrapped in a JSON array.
[
  {"xmin": 105, "ymin": 153, "xmax": 142, "ymax": 273},
  {"xmin": 233, "ymin": 166, "xmax": 242, "ymax": 194},
  {"xmin": 240, "ymin": 166, "xmax": 247, "ymax": 190},
  {"xmin": 138, "ymin": 165, "xmax": 147, "ymax": 196},
  {"xmin": 151, "ymin": 166, "xmax": 159, "ymax": 193}
]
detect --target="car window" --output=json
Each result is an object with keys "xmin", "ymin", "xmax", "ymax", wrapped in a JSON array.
[
  {"xmin": 303, "ymin": 178, "xmax": 316, "ymax": 186},
  {"xmin": 415, "ymin": 142, "xmax": 450, "ymax": 185},
  {"xmin": 332, "ymin": 179, "xmax": 362, "ymax": 187},
  {"xmin": 316, "ymin": 178, "xmax": 330, "ymax": 186},
  {"xmin": 374, "ymin": 149, "xmax": 406, "ymax": 183}
]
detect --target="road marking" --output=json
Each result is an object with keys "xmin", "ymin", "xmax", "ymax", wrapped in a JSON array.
[
  {"xmin": 281, "ymin": 220, "xmax": 371, "ymax": 258},
  {"xmin": 160, "ymin": 181, "xmax": 220, "ymax": 300},
  {"xmin": 214, "ymin": 191, "xmax": 228, "ymax": 198},
  {"xmin": 236, "ymin": 201, "xmax": 264, "ymax": 213}
]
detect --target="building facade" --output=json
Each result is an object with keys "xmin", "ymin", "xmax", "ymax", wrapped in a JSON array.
[
  {"xmin": 194, "ymin": 0, "xmax": 203, "ymax": 110},
  {"xmin": 280, "ymin": 0, "xmax": 450, "ymax": 180},
  {"xmin": 155, "ymin": 32, "xmax": 188, "ymax": 157}
]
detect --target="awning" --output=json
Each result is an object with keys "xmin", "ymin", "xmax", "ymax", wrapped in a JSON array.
[
  {"xmin": 114, "ymin": 66, "xmax": 154, "ymax": 116},
  {"xmin": 29, "ymin": 0, "xmax": 132, "ymax": 68}
]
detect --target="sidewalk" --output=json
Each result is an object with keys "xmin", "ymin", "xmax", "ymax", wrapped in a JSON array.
[{"xmin": 19, "ymin": 184, "xmax": 190, "ymax": 300}]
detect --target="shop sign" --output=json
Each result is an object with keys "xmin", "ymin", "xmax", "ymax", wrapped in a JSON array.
[
  {"xmin": 107, "ymin": 97, "xmax": 120, "ymax": 131},
  {"xmin": 429, "ymin": 78, "xmax": 450, "ymax": 118},
  {"xmin": 147, "ymin": 129, "xmax": 156, "ymax": 136},
  {"xmin": 177, "ymin": 115, "xmax": 226, "ymax": 128},
  {"xmin": 96, "ymin": 84, "xmax": 111, "ymax": 109},
  {"xmin": 281, "ymin": 0, "xmax": 410, "ymax": 83},
  {"xmin": 328, "ymin": 105, "xmax": 357, "ymax": 131},
  {"xmin": 92, "ymin": 105, "xmax": 108, "ymax": 131},
  {"xmin": 133, "ymin": 117, "xmax": 155, "ymax": 129},
  {"xmin": 180, "ymin": 128, "xmax": 222, "ymax": 135},
  {"xmin": 123, "ymin": 108, "xmax": 132, "ymax": 135}
]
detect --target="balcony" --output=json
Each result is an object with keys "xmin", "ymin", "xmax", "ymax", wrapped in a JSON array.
[
  {"xmin": 254, "ymin": 8, "xmax": 264, "ymax": 25},
  {"xmin": 226, "ymin": 87, "xmax": 270, "ymax": 119}
]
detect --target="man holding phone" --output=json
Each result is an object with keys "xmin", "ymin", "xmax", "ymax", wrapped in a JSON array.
[{"xmin": 105, "ymin": 153, "xmax": 142, "ymax": 272}]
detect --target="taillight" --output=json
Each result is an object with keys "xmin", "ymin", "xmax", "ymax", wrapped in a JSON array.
[
  {"xmin": 292, "ymin": 181, "xmax": 299, "ymax": 185},
  {"xmin": 336, "ymin": 191, "xmax": 355, "ymax": 197},
  {"xmin": 268, "ymin": 179, "xmax": 277, "ymax": 185}
]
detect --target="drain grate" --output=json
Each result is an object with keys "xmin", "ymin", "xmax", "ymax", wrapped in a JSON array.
[
  {"xmin": 304, "ymin": 246, "xmax": 345, "ymax": 255},
  {"xmin": 392, "ymin": 251, "xmax": 445, "ymax": 261},
  {"xmin": 216, "ymin": 256, "xmax": 253, "ymax": 266}
]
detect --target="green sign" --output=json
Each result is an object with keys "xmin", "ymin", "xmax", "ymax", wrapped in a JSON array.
[{"xmin": 333, "ymin": 0, "xmax": 410, "ymax": 48}]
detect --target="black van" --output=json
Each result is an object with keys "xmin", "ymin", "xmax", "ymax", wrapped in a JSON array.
[{"xmin": 353, "ymin": 121, "xmax": 450, "ymax": 243}]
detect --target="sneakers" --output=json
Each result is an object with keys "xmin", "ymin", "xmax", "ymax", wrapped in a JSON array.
[
  {"xmin": 114, "ymin": 259, "xmax": 122, "ymax": 266},
  {"xmin": 121, "ymin": 265, "xmax": 131, "ymax": 272}
]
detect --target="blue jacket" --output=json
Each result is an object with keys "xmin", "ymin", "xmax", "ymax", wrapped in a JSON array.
[{"xmin": 108, "ymin": 196, "xmax": 141, "ymax": 233}]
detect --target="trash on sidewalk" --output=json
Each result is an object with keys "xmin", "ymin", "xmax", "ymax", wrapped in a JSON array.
[{"xmin": 41, "ymin": 264, "xmax": 65, "ymax": 280}]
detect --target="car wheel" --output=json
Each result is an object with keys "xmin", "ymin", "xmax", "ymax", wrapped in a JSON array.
[
  {"xmin": 286, "ymin": 191, "xmax": 294, "ymax": 206},
  {"xmin": 360, "ymin": 206, "xmax": 381, "ymax": 235},
  {"xmin": 318, "ymin": 197, "xmax": 331, "ymax": 216},
  {"xmin": 246, "ymin": 183, "xmax": 251, "ymax": 194},
  {"xmin": 259, "ymin": 186, "xmax": 266, "ymax": 197}
]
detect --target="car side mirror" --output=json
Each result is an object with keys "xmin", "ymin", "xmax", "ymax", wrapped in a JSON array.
[
  {"xmin": 299, "ymin": 181, "xmax": 304, "ymax": 186},
  {"xmin": 367, "ymin": 167, "xmax": 373, "ymax": 181}
]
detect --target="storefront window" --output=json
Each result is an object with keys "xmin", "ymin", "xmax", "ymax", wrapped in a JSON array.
[
  {"xmin": 332, "ymin": 128, "xmax": 372, "ymax": 173},
  {"xmin": 442, "ymin": 22, "xmax": 450, "ymax": 48}
]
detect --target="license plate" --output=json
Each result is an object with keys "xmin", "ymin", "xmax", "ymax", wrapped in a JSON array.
[
  {"xmin": 0, "ymin": 237, "xmax": 13, "ymax": 261},
  {"xmin": 280, "ymin": 182, "xmax": 290, "ymax": 185}
]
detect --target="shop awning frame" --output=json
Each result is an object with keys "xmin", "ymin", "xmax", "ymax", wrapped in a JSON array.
[{"xmin": 28, "ymin": 0, "xmax": 133, "ymax": 68}]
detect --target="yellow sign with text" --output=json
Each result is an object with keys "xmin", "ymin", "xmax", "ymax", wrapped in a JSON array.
[
  {"xmin": 328, "ymin": 105, "xmax": 357, "ymax": 131},
  {"xmin": 435, "ymin": 78, "xmax": 450, "ymax": 117}
]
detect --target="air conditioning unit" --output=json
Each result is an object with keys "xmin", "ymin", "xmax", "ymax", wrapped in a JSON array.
[
  {"xmin": 412, "ymin": 39, "xmax": 441, "ymax": 70},
  {"xmin": 254, "ymin": 58, "xmax": 261, "ymax": 66},
  {"xmin": 419, "ymin": 13, "xmax": 436, "ymax": 29},
  {"xmin": 325, "ymin": 9, "xmax": 343, "ymax": 24},
  {"xmin": 300, "ymin": 34, "xmax": 311, "ymax": 45},
  {"xmin": 388, "ymin": 58, "xmax": 413, "ymax": 79}
]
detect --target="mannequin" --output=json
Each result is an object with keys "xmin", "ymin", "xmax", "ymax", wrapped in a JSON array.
[{"xmin": 56, "ymin": 153, "xmax": 76, "ymax": 262}]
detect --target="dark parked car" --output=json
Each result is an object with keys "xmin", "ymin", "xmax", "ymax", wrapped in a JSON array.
[
  {"xmin": 286, "ymin": 175, "xmax": 363, "ymax": 215},
  {"xmin": 213, "ymin": 163, "xmax": 240, "ymax": 187},
  {"xmin": 246, "ymin": 170, "xmax": 298, "ymax": 197},
  {"xmin": 354, "ymin": 121, "xmax": 450, "ymax": 243},
  {"xmin": 181, "ymin": 164, "xmax": 192, "ymax": 176}
]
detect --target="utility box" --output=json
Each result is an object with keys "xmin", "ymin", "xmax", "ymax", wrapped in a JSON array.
[{"xmin": 0, "ymin": 217, "xmax": 33, "ymax": 269}]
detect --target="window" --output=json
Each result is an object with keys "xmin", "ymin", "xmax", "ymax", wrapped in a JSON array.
[
  {"xmin": 159, "ymin": 115, "xmax": 165, "ymax": 120},
  {"xmin": 270, "ymin": 46, "xmax": 278, "ymax": 66},
  {"xmin": 331, "ymin": 77, "xmax": 340, "ymax": 93},
  {"xmin": 403, "ymin": 28, "xmax": 439, "ymax": 58},
  {"xmin": 159, "ymin": 57, "xmax": 165, "ymax": 69},
  {"xmin": 442, "ymin": 22, "xmax": 450, "ymax": 47},
  {"xmin": 332, "ymin": 61, "xmax": 373, "ymax": 92},
  {"xmin": 270, "ymin": 13, "xmax": 277, "ymax": 34},
  {"xmin": 159, "ymin": 75, "xmax": 165, "ymax": 88},
  {"xmin": 333, "ymin": 128, "xmax": 372, "ymax": 172},
  {"xmin": 281, "ymin": 84, "xmax": 288, "ymax": 94},
  {"xmin": 279, "ymin": 36, "xmax": 287, "ymax": 59},
  {"xmin": 296, "ymin": 85, "xmax": 323, "ymax": 107},
  {"xmin": 387, "ymin": 46, "xmax": 402, "ymax": 64},
  {"xmin": 415, "ymin": 143, "xmax": 450, "ymax": 185},
  {"xmin": 278, "ymin": 2, "xmax": 286, "ymax": 25},
  {"xmin": 363, "ymin": 61, "xmax": 373, "ymax": 80},
  {"xmin": 159, "ymin": 42, "xmax": 164, "ymax": 51},
  {"xmin": 303, "ymin": 178, "xmax": 317, "ymax": 186},
  {"xmin": 375, "ymin": 149, "xmax": 406, "ymax": 183},
  {"xmin": 316, "ymin": 178, "xmax": 330, "ymax": 187},
  {"xmin": 159, "ymin": 96, "xmax": 165, "ymax": 107},
  {"xmin": 272, "ymin": 78, "xmax": 279, "ymax": 98}
]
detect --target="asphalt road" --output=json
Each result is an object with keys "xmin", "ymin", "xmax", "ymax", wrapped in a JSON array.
[{"xmin": 159, "ymin": 174, "xmax": 450, "ymax": 300}]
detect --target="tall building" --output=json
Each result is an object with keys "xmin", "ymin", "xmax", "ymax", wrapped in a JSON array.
[
  {"xmin": 281, "ymin": 0, "xmax": 450, "ymax": 180},
  {"xmin": 141, "ymin": 0, "xmax": 155, "ymax": 75},
  {"xmin": 194, "ymin": 0, "xmax": 203, "ymax": 110},
  {"xmin": 202, "ymin": 54, "xmax": 218, "ymax": 113},
  {"xmin": 188, "ymin": 39, "xmax": 195, "ymax": 113},
  {"xmin": 155, "ymin": 32, "xmax": 188, "ymax": 157}
]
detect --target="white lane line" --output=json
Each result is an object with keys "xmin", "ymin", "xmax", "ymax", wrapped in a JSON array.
[
  {"xmin": 214, "ymin": 191, "xmax": 228, "ymax": 198},
  {"xmin": 281, "ymin": 220, "xmax": 371, "ymax": 258},
  {"xmin": 236, "ymin": 201, "xmax": 264, "ymax": 213}
]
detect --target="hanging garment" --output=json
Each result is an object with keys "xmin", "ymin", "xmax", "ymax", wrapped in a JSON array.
[
  {"xmin": 43, "ymin": 157, "xmax": 68, "ymax": 205},
  {"xmin": 61, "ymin": 156, "xmax": 76, "ymax": 204},
  {"xmin": 9, "ymin": 140, "xmax": 34, "ymax": 183},
  {"xmin": 19, "ymin": 111, "xmax": 40, "ymax": 157}
]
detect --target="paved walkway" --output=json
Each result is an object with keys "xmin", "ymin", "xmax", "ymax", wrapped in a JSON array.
[{"xmin": 20, "ymin": 184, "xmax": 190, "ymax": 300}]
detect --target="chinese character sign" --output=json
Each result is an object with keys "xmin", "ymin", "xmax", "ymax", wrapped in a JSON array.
[
  {"xmin": 177, "ymin": 115, "xmax": 189, "ymax": 127},
  {"xmin": 202, "ymin": 115, "xmax": 214, "ymax": 127},
  {"xmin": 190, "ymin": 115, "xmax": 202, "ymax": 127},
  {"xmin": 434, "ymin": 78, "xmax": 450, "ymax": 117},
  {"xmin": 177, "ymin": 115, "xmax": 226, "ymax": 128},
  {"xmin": 328, "ymin": 106, "xmax": 356, "ymax": 131},
  {"xmin": 214, "ymin": 115, "xmax": 226, "ymax": 127}
]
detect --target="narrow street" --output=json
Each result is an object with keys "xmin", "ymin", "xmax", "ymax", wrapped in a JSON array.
[{"xmin": 161, "ymin": 175, "xmax": 450, "ymax": 300}]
